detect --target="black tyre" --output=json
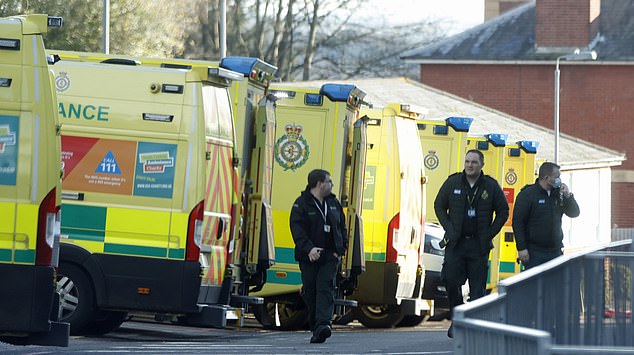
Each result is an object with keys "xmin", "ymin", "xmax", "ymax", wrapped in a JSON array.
[
  {"xmin": 84, "ymin": 311, "xmax": 128, "ymax": 336},
  {"xmin": 56, "ymin": 263, "xmax": 96, "ymax": 335},
  {"xmin": 354, "ymin": 305, "xmax": 404, "ymax": 328},
  {"xmin": 397, "ymin": 311, "xmax": 428, "ymax": 327},
  {"xmin": 252, "ymin": 297, "xmax": 309, "ymax": 330}
]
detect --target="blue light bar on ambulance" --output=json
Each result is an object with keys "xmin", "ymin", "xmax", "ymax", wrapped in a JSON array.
[
  {"xmin": 446, "ymin": 116, "xmax": 474, "ymax": 132},
  {"xmin": 0, "ymin": 78, "xmax": 11, "ymax": 87},
  {"xmin": 518, "ymin": 140, "xmax": 539, "ymax": 154},
  {"xmin": 476, "ymin": 141, "xmax": 489, "ymax": 150},
  {"xmin": 320, "ymin": 84, "xmax": 356, "ymax": 102},
  {"xmin": 220, "ymin": 57, "xmax": 277, "ymax": 77},
  {"xmin": 0, "ymin": 38, "xmax": 20, "ymax": 50},
  {"xmin": 207, "ymin": 67, "xmax": 243, "ymax": 82},
  {"xmin": 305, "ymin": 93, "xmax": 323, "ymax": 106},
  {"xmin": 433, "ymin": 125, "xmax": 448, "ymax": 135},
  {"xmin": 486, "ymin": 133, "xmax": 508, "ymax": 147},
  {"xmin": 47, "ymin": 16, "xmax": 63, "ymax": 28}
]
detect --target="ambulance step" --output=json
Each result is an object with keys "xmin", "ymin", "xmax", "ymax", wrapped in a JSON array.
[
  {"xmin": 334, "ymin": 298, "xmax": 358, "ymax": 307},
  {"xmin": 181, "ymin": 305, "xmax": 243, "ymax": 328},
  {"xmin": 231, "ymin": 295, "xmax": 264, "ymax": 305}
]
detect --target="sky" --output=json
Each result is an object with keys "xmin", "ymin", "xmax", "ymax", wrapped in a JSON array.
[{"xmin": 363, "ymin": 0, "xmax": 485, "ymax": 34}]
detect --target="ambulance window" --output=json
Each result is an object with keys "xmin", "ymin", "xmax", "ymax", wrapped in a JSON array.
[
  {"xmin": 201, "ymin": 85, "xmax": 233, "ymax": 140},
  {"xmin": 216, "ymin": 88, "xmax": 233, "ymax": 140}
]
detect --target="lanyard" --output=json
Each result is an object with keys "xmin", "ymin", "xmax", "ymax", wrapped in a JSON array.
[
  {"xmin": 313, "ymin": 199, "xmax": 328, "ymax": 222},
  {"xmin": 466, "ymin": 187, "xmax": 479, "ymax": 207}
]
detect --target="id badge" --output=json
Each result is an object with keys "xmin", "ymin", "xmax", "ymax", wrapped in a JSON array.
[
  {"xmin": 324, "ymin": 225, "xmax": 331, "ymax": 232},
  {"xmin": 467, "ymin": 207, "xmax": 476, "ymax": 218}
]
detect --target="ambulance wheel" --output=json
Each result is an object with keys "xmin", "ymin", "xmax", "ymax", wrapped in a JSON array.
[
  {"xmin": 252, "ymin": 297, "xmax": 309, "ymax": 330},
  {"xmin": 354, "ymin": 305, "xmax": 404, "ymax": 328},
  {"xmin": 57, "ymin": 263, "xmax": 97, "ymax": 335},
  {"xmin": 397, "ymin": 311, "xmax": 428, "ymax": 327},
  {"xmin": 84, "ymin": 311, "xmax": 128, "ymax": 336}
]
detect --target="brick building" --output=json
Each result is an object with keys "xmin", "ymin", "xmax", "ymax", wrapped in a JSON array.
[{"xmin": 401, "ymin": 0, "xmax": 634, "ymax": 228}]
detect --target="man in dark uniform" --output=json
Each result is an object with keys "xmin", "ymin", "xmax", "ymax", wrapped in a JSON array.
[
  {"xmin": 512, "ymin": 162, "xmax": 580, "ymax": 269},
  {"xmin": 290, "ymin": 169, "xmax": 348, "ymax": 344},
  {"xmin": 434, "ymin": 149, "xmax": 509, "ymax": 338}
]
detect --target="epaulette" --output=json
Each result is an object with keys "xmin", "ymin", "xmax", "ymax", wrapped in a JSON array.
[{"xmin": 448, "ymin": 172, "xmax": 460, "ymax": 178}]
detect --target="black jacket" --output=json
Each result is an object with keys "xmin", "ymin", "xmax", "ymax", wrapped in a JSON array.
[
  {"xmin": 512, "ymin": 180, "xmax": 580, "ymax": 251},
  {"xmin": 434, "ymin": 171, "xmax": 509, "ymax": 254},
  {"xmin": 290, "ymin": 190, "xmax": 348, "ymax": 262}
]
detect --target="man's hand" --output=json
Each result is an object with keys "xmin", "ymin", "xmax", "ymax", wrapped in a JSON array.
[
  {"xmin": 561, "ymin": 183, "xmax": 571, "ymax": 198},
  {"xmin": 517, "ymin": 249, "xmax": 530, "ymax": 264},
  {"xmin": 309, "ymin": 247, "xmax": 323, "ymax": 262}
]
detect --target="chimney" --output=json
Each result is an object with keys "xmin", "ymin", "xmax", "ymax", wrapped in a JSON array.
[{"xmin": 535, "ymin": 0, "xmax": 600, "ymax": 50}]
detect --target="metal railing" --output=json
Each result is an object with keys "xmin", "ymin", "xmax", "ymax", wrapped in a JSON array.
[{"xmin": 453, "ymin": 239, "xmax": 633, "ymax": 355}]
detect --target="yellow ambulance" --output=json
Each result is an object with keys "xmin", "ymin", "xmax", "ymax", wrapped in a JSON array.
[
  {"xmin": 417, "ymin": 117, "xmax": 473, "ymax": 224},
  {"xmin": 0, "ymin": 14, "xmax": 69, "ymax": 346},
  {"xmin": 499, "ymin": 140, "xmax": 539, "ymax": 280},
  {"xmin": 49, "ymin": 52, "xmax": 279, "ymax": 307},
  {"xmin": 352, "ymin": 104, "xmax": 427, "ymax": 328},
  {"xmin": 49, "ymin": 55, "xmax": 245, "ymax": 334},
  {"xmin": 251, "ymin": 83, "xmax": 368, "ymax": 329},
  {"xmin": 466, "ymin": 134, "xmax": 508, "ymax": 290}
]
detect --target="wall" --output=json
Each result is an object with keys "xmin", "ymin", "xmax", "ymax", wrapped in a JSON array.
[{"xmin": 419, "ymin": 63, "xmax": 631, "ymax": 226}]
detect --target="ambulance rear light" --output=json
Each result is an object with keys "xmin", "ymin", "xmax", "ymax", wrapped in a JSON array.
[
  {"xmin": 162, "ymin": 84, "xmax": 184, "ymax": 94},
  {"xmin": 433, "ymin": 125, "xmax": 448, "ymax": 135},
  {"xmin": 486, "ymin": 133, "xmax": 508, "ymax": 147},
  {"xmin": 446, "ymin": 116, "xmax": 474, "ymax": 132},
  {"xmin": 0, "ymin": 38, "xmax": 20, "ymax": 50},
  {"xmin": 208, "ymin": 67, "xmax": 243, "ymax": 82},
  {"xmin": 0, "ymin": 78, "xmax": 11, "ymax": 87},
  {"xmin": 249, "ymin": 70, "xmax": 258, "ymax": 80},
  {"xmin": 518, "ymin": 140, "xmax": 539, "ymax": 154},
  {"xmin": 36, "ymin": 188, "xmax": 58, "ymax": 266},
  {"xmin": 304, "ymin": 93, "xmax": 323, "ymax": 106},
  {"xmin": 143, "ymin": 113, "xmax": 174, "ymax": 122},
  {"xmin": 47, "ymin": 16, "xmax": 63, "ymax": 28},
  {"xmin": 186, "ymin": 201, "xmax": 204, "ymax": 261},
  {"xmin": 386, "ymin": 213, "xmax": 400, "ymax": 263}
]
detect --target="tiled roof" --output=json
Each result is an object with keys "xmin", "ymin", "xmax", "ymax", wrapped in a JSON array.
[
  {"xmin": 400, "ymin": 0, "xmax": 634, "ymax": 61},
  {"xmin": 274, "ymin": 77, "xmax": 625, "ymax": 169}
]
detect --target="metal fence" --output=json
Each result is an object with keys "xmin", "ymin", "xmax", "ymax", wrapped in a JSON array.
[{"xmin": 453, "ymin": 240, "xmax": 633, "ymax": 355}]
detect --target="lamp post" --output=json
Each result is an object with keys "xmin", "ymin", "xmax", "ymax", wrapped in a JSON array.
[{"xmin": 554, "ymin": 48, "xmax": 597, "ymax": 164}]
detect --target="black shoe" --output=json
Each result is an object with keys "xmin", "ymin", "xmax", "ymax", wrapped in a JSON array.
[
  {"xmin": 447, "ymin": 323, "xmax": 454, "ymax": 338},
  {"xmin": 310, "ymin": 325, "xmax": 331, "ymax": 343}
]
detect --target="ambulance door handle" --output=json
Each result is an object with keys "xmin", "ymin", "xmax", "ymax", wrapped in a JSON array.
[
  {"xmin": 216, "ymin": 218, "xmax": 224, "ymax": 240},
  {"xmin": 61, "ymin": 192, "xmax": 84, "ymax": 201}
]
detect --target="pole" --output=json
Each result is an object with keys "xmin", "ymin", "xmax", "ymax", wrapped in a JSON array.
[
  {"xmin": 554, "ymin": 59, "xmax": 560, "ymax": 165},
  {"xmin": 220, "ymin": 0, "xmax": 226, "ymax": 58},
  {"xmin": 102, "ymin": 0, "xmax": 110, "ymax": 54}
]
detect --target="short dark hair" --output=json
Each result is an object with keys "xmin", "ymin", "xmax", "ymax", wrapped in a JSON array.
[
  {"xmin": 538, "ymin": 162, "xmax": 560, "ymax": 179},
  {"xmin": 306, "ymin": 169, "xmax": 330, "ymax": 190},
  {"xmin": 466, "ymin": 149, "xmax": 484, "ymax": 164}
]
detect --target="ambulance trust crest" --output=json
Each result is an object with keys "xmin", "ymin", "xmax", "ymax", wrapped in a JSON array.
[{"xmin": 274, "ymin": 123, "xmax": 310, "ymax": 171}]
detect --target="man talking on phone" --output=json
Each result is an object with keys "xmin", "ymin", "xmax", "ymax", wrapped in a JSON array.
[
  {"xmin": 513, "ymin": 162, "xmax": 580, "ymax": 269},
  {"xmin": 290, "ymin": 169, "xmax": 348, "ymax": 344}
]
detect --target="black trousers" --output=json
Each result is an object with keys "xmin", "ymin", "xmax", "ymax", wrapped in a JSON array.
[
  {"xmin": 441, "ymin": 237, "xmax": 489, "ymax": 311},
  {"xmin": 524, "ymin": 247, "xmax": 563, "ymax": 270},
  {"xmin": 299, "ymin": 256, "xmax": 339, "ymax": 331}
]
